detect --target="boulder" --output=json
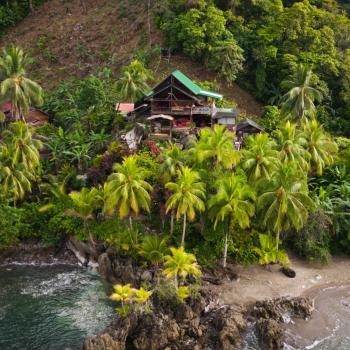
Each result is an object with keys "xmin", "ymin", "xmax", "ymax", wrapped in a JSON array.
[
  {"xmin": 98, "ymin": 253, "xmax": 116, "ymax": 283},
  {"xmin": 256, "ymin": 318, "xmax": 284, "ymax": 350}
]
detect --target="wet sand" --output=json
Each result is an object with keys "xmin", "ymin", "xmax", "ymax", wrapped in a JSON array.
[
  {"xmin": 215, "ymin": 256, "xmax": 350, "ymax": 349},
  {"xmin": 215, "ymin": 255, "xmax": 350, "ymax": 305}
]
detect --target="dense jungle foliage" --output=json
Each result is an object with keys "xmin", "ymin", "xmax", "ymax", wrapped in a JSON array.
[
  {"xmin": 158, "ymin": 0, "xmax": 350, "ymax": 136},
  {"xmin": 0, "ymin": 0, "xmax": 46, "ymax": 34},
  {"xmin": 0, "ymin": 1, "xmax": 349, "ymax": 279}
]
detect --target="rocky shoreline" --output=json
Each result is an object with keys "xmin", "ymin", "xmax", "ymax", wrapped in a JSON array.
[
  {"xmin": 0, "ymin": 238, "xmax": 315, "ymax": 350},
  {"xmin": 0, "ymin": 239, "xmax": 78, "ymax": 265}
]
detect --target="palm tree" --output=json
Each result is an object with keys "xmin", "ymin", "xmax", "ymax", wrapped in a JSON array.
[
  {"xmin": 107, "ymin": 155, "xmax": 153, "ymax": 228},
  {"xmin": 159, "ymin": 142, "xmax": 186, "ymax": 183},
  {"xmin": 208, "ymin": 174, "xmax": 255, "ymax": 267},
  {"xmin": 192, "ymin": 124, "xmax": 239, "ymax": 169},
  {"xmin": 280, "ymin": 64, "xmax": 323, "ymax": 121},
  {"xmin": 241, "ymin": 133, "xmax": 279, "ymax": 183},
  {"xmin": 163, "ymin": 246, "xmax": 202, "ymax": 287},
  {"xmin": 68, "ymin": 187, "xmax": 100, "ymax": 244},
  {"xmin": 165, "ymin": 167, "xmax": 206, "ymax": 246},
  {"xmin": 139, "ymin": 235, "xmax": 169, "ymax": 267},
  {"xmin": 257, "ymin": 162, "xmax": 314, "ymax": 250},
  {"xmin": 2, "ymin": 121, "xmax": 43, "ymax": 174},
  {"xmin": 0, "ymin": 146, "xmax": 33, "ymax": 204},
  {"xmin": 301, "ymin": 118, "xmax": 338, "ymax": 176},
  {"xmin": 0, "ymin": 46, "xmax": 43, "ymax": 121},
  {"xmin": 0, "ymin": 122, "xmax": 42, "ymax": 204},
  {"xmin": 116, "ymin": 59, "xmax": 152, "ymax": 103},
  {"xmin": 159, "ymin": 142, "xmax": 186, "ymax": 235},
  {"xmin": 274, "ymin": 120, "xmax": 310, "ymax": 172}
]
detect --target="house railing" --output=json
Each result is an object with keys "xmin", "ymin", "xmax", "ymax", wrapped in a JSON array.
[{"xmin": 151, "ymin": 100, "xmax": 212, "ymax": 115}]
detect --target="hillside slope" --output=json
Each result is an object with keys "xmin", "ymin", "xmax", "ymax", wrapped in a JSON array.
[{"xmin": 0, "ymin": 0, "xmax": 263, "ymax": 116}]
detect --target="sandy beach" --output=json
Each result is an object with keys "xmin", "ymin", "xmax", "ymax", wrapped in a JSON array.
[{"xmin": 214, "ymin": 255, "xmax": 350, "ymax": 305}]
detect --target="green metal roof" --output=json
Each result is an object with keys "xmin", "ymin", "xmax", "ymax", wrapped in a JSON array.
[
  {"xmin": 143, "ymin": 70, "xmax": 223, "ymax": 100},
  {"xmin": 171, "ymin": 70, "xmax": 223, "ymax": 99}
]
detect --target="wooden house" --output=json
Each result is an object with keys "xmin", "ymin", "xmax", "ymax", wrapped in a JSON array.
[
  {"xmin": 133, "ymin": 70, "xmax": 223, "ymax": 136},
  {"xmin": 212, "ymin": 108, "xmax": 240, "ymax": 130},
  {"xmin": 236, "ymin": 118, "xmax": 264, "ymax": 139}
]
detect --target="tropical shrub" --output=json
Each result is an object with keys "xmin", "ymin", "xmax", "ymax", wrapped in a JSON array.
[
  {"xmin": 110, "ymin": 284, "xmax": 152, "ymax": 316},
  {"xmin": 139, "ymin": 235, "xmax": 169, "ymax": 266},
  {"xmin": 288, "ymin": 211, "xmax": 332, "ymax": 264},
  {"xmin": 253, "ymin": 233, "xmax": 289, "ymax": 267}
]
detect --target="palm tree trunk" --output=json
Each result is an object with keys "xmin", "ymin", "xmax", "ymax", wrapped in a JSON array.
[
  {"xmin": 181, "ymin": 213, "xmax": 187, "ymax": 246},
  {"xmin": 223, "ymin": 219, "xmax": 230, "ymax": 268},
  {"xmin": 85, "ymin": 220, "xmax": 96, "ymax": 247},
  {"xmin": 129, "ymin": 215, "xmax": 133, "ymax": 231},
  {"xmin": 223, "ymin": 231, "xmax": 228, "ymax": 268},
  {"xmin": 276, "ymin": 231, "xmax": 280, "ymax": 251},
  {"xmin": 170, "ymin": 209, "xmax": 174, "ymax": 237}
]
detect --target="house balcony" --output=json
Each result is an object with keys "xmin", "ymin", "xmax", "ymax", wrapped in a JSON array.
[{"xmin": 151, "ymin": 100, "xmax": 212, "ymax": 116}]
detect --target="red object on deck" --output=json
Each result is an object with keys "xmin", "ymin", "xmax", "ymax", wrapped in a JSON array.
[{"xmin": 116, "ymin": 103, "xmax": 134, "ymax": 113}]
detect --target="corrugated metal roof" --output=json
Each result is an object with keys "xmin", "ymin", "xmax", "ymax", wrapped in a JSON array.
[
  {"xmin": 236, "ymin": 118, "xmax": 264, "ymax": 131},
  {"xmin": 144, "ymin": 70, "xmax": 223, "ymax": 100},
  {"xmin": 212, "ymin": 108, "xmax": 240, "ymax": 119},
  {"xmin": 116, "ymin": 103, "xmax": 134, "ymax": 113},
  {"xmin": 172, "ymin": 70, "xmax": 223, "ymax": 99}
]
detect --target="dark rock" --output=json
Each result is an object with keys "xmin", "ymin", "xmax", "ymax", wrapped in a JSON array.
[
  {"xmin": 252, "ymin": 297, "xmax": 314, "ymax": 349},
  {"xmin": 98, "ymin": 253, "xmax": 117, "ymax": 284},
  {"xmin": 212, "ymin": 306, "xmax": 247, "ymax": 350},
  {"xmin": 281, "ymin": 267, "xmax": 296, "ymax": 278},
  {"xmin": 252, "ymin": 297, "xmax": 314, "ymax": 322},
  {"xmin": 140, "ymin": 270, "xmax": 152, "ymax": 282},
  {"xmin": 256, "ymin": 318, "xmax": 284, "ymax": 350},
  {"xmin": 67, "ymin": 236, "xmax": 99, "ymax": 264},
  {"xmin": 0, "ymin": 239, "xmax": 78, "ymax": 265}
]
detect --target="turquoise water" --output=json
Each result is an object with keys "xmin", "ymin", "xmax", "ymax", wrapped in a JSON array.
[{"xmin": 0, "ymin": 265, "xmax": 114, "ymax": 350}]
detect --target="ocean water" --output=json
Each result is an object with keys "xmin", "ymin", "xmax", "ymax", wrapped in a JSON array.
[
  {"xmin": 239, "ymin": 285, "xmax": 350, "ymax": 350},
  {"xmin": 0, "ymin": 264, "xmax": 114, "ymax": 350}
]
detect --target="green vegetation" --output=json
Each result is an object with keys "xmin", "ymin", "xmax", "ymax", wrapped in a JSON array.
[
  {"xmin": 1, "ymin": 1, "xmax": 350, "ymax": 278},
  {"xmin": 158, "ymin": 0, "xmax": 350, "ymax": 136},
  {"xmin": 0, "ymin": 1, "xmax": 46, "ymax": 34}
]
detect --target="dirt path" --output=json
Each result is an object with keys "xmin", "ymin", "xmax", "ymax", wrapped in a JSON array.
[{"xmin": 215, "ymin": 256, "xmax": 350, "ymax": 305}]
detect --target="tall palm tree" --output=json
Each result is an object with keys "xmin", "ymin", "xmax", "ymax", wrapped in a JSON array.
[
  {"xmin": 165, "ymin": 166, "xmax": 206, "ymax": 246},
  {"xmin": 241, "ymin": 133, "xmax": 279, "ymax": 183},
  {"xmin": 2, "ymin": 121, "xmax": 42, "ymax": 174},
  {"xmin": 159, "ymin": 142, "xmax": 186, "ymax": 235},
  {"xmin": 116, "ymin": 60, "xmax": 152, "ymax": 103},
  {"xmin": 0, "ymin": 46, "xmax": 43, "ymax": 121},
  {"xmin": 107, "ymin": 155, "xmax": 153, "ymax": 228},
  {"xmin": 257, "ymin": 162, "xmax": 314, "ymax": 250},
  {"xmin": 301, "ymin": 118, "xmax": 338, "ymax": 176},
  {"xmin": 274, "ymin": 120, "xmax": 310, "ymax": 172},
  {"xmin": 68, "ymin": 187, "xmax": 100, "ymax": 244},
  {"xmin": 192, "ymin": 124, "xmax": 240, "ymax": 169},
  {"xmin": 163, "ymin": 246, "xmax": 202, "ymax": 287},
  {"xmin": 208, "ymin": 174, "xmax": 255, "ymax": 267},
  {"xmin": 280, "ymin": 64, "xmax": 323, "ymax": 121}
]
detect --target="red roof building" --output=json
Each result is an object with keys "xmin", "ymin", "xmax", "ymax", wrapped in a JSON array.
[{"xmin": 0, "ymin": 102, "xmax": 48, "ymax": 126}]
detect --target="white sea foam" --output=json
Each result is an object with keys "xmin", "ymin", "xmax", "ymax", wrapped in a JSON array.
[{"xmin": 20, "ymin": 270, "xmax": 91, "ymax": 297}]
